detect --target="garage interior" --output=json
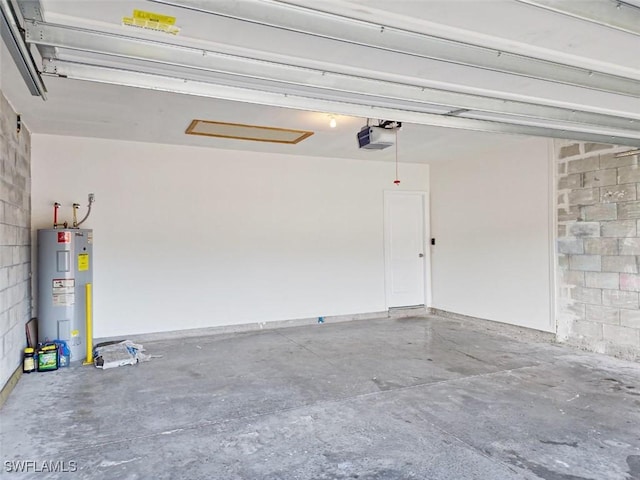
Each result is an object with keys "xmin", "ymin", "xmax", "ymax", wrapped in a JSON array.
[{"xmin": 1, "ymin": 0, "xmax": 640, "ymax": 478}]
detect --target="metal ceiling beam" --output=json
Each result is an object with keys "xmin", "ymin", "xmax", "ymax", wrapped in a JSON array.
[
  {"xmin": 15, "ymin": 0, "xmax": 55, "ymax": 60},
  {"xmin": 42, "ymin": 60, "xmax": 640, "ymax": 147},
  {"xmin": 515, "ymin": 0, "xmax": 640, "ymax": 36},
  {"xmin": 0, "ymin": 0, "xmax": 46, "ymax": 98},
  {"xmin": 26, "ymin": 21, "xmax": 640, "ymax": 133},
  {"xmin": 150, "ymin": 0, "xmax": 640, "ymax": 97}
]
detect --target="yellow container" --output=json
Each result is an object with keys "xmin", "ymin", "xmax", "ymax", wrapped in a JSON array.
[{"xmin": 23, "ymin": 347, "xmax": 36, "ymax": 373}]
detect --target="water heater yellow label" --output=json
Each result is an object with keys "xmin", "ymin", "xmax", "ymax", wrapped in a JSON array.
[{"xmin": 78, "ymin": 254, "xmax": 89, "ymax": 272}]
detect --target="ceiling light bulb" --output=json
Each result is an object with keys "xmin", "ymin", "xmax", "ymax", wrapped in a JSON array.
[{"xmin": 329, "ymin": 116, "xmax": 337, "ymax": 128}]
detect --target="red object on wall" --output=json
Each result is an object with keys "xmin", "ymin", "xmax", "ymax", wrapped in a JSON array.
[{"xmin": 57, "ymin": 232, "xmax": 70, "ymax": 243}]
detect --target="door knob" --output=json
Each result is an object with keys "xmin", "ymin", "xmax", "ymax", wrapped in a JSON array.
[{"xmin": 418, "ymin": 253, "xmax": 424, "ymax": 257}]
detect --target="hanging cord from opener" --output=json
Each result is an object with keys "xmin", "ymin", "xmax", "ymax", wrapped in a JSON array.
[{"xmin": 394, "ymin": 128, "xmax": 400, "ymax": 185}]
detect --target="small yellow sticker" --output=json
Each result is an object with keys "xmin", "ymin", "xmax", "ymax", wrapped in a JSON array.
[
  {"xmin": 78, "ymin": 254, "xmax": 89, "ymax": 272},
  {"xmin": 133, "ymin": 9, "xmax": 175, "ymax": 25},
  {"xmin": 71, "ymin": 329, "xmax": 80, "ymax": 337},
  {"xmin": 122, "ymin": 9, "xmax": 180, "ymax": 35}
]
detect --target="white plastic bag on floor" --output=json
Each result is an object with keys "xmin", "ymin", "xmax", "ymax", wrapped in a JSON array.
[{"xmin": 94, "ymin": 340, "xmax": 150, "ymax": 369}]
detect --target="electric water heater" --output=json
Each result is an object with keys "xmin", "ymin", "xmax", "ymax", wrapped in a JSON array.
[{"xmin": 37, "ymin": 229, "xmax": 93, "ymax": 362}]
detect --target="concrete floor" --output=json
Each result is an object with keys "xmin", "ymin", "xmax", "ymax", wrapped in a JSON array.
[{"xmin": 2, "ymin": 314, "xmax": 640, "ymax": 480}]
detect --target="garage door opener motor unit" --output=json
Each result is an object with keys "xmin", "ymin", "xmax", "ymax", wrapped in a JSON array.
[{"xmin": 356, "ymin": 120, "xmax": 401, "ymax": 150}]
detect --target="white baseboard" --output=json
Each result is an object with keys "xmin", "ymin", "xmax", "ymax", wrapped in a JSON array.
[{"xmin": 95, "ymin": 310, "xmax": 390, "ymax": 344}]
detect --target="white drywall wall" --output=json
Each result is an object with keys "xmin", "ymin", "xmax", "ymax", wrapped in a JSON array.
[
  {"xmin": 429, "ymin": 137, "xmax": 553, "ymax": 332},
  {"xmin": 31, "ymin": 134, "xmax": 429, "ymax": 338}
]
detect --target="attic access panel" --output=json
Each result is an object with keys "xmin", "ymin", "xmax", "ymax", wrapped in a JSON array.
[{"xmin": 185, "ymin": 119, "xmax": 314, "ymax": 144}]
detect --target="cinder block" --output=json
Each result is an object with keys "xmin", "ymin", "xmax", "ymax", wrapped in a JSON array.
[
  {"xmin": 603, "ymin": 324, "xmax": 640, "ymax": 347},
  {"xmin": 583, "ymin": 203, "xmax": 617, "ymax": 221},
  {"xmin": 0, "ymin": 289, "xmax": 9, "ymax": 314},
  {"xmin": 561, "ymin": 144, "xmax": 582, "ymax": 160},
  {"xmin": 17, "ymin": 246, "xmax": 28, "ymax": 265},
  {"xmin": 620, "ymin": 309, "xmax": 640, "ymax": 329},
  {"xmin": 570, "ymin": 320, "xmax": 603, "ymax": 339},
  {"xmin": 16, "ymin": 207, "xmax": 29, "ymax": 228},
  {"xmin": 585, "ymin": 304, "xmax": 620, "ymax": 325},
  {"xmin": 585, "ymin": 272, "xmax": 619, "ymax": 289},
  {"xmin": 558, "ymin": 225, "xmax": 567, "ymax": 237},
  {"xmin": 558, "ymin": 299, "xmax": 586, "ymax": 320},
  {"xmin": 620, "ymin": 273, "xmax": 640, "ymax": 291},
  {"xmin": 8, "ymin": 304, "xmax": 20, "ymax": 329},
  {"xmin": 558, "ymin": 254, "xmax": 569, "ymax": 269},
  {"xmin": 3, "ymin": 204, "xmax": 18, "ymax": 226},
  {"xmin": 20, "ymin": 263, "xmax": 30, "ymax": 282},
  {"xmin": 558, "ymin": 286, "xmax": 572, "ymax": 299},
  {"xmin": 0, "ymin": 267, "xmax": 8, "ymax": 288},
  {"xmin": 0, "ymin": 246, "xmax": 13, "ymax": 267},
  {"xmin": 17, "ymin": 280, "xmax": 29, "ymax": 303},
  {"xmin": 561, "ymin": 270, "xmax": 585, "ymax": 286},
  {"xmin": 558, "ymin": 163, "xmax": 567, "ymax": 175},
  {"xmin": 557, "ymin": 193, "xmax": 568, "ymax": 206},
  {"xmin": 0, "ymin": 180, "xmax": 11, "ymax": 204},
  {"xmin": 617, "ymin": 201, "xmax": 640, "ymax": 220},
  {"xmin": 583, "ymin": 169, "xmax": 617, "ymax": 187},
  {"xmin": 568, "ymin": 156, "xmax": 599, "ymax": 174},
  {"xmin": 584, "ymin": 238, "xmax": 618, "ymax": 255},
  {"xmin": 571, "ymin": 286, "xmax": 602, "ymax": 304},
  {"xmin": 7, "ymin": 265, "xmax": 20, "ymax": 285},
  {"xmin": 558, "ymin": 206, "xmax": 582, "ymax": 222},
  {"xmin": 584, "ymin": 143, "xmax": 614, "ymax": 153},
  {"xmin": 2, "ymin": 322, "xmax": 24, "ymax": 359},
  {"xmin": 558, "ymin": 238, "xmax": 584, "ymax": 254},
  {"xmin": 6, "ymin": 285, "xmax": 19, "ymax": 309},
  {"xmin": 602, "ymin": 255, "xmax": 638, "ymax": 273},
  {"xmin": 19, "ymin": 299, "xmax": 30, "ymax": 323},
  {"xmin": 568, "ymin": 222, "xmax": 600, "ymax": 237},
  {"xmin": 12, "ymin": 174, "xmax": 26, "ymax": 191},
  {"xmin": 569, "ymin": 255, "xmax": 601, "ymax": 272},
  {"xmin": 16, "ymin": 227, "xmax": 28, "ymax": 246},
  {"xmin": 619, "ymin": 238, "xmax": 640, "ymax": 255},
  {"xmin": 601, "ymin": 220, "xmax": 636, "ymax": 237},
  {"xmin": 602, "ymin": 289, "xmax": 639, "ymax": 309},
  {"xmin": 618, "ymin": 165, "xmax": 640, "ymax": 184},
  {"xmin": 0, "ymin": 224, "xmax": 17, "ymax": 245},
  {"xmin": 600, "ymin": 152, "xmax": 637, "ymax": 169},
  {"xmin": 558, "ymin": 174, "xmax": 582, "ymax": 190},
  {"xmin": 568, "ymin": 188, "xmax": 599, "ymax": 206},
  {"xmin": 601, "ymin": 184, "xmax": 636, "ymax": 204}
]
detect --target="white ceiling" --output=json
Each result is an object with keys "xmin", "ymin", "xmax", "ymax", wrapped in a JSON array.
[{"xmin": 2, "ymin": 0, "xmax": 640, "ymax": 163}]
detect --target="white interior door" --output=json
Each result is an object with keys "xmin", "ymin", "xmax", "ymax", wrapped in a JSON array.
[{"xmin": 384, "ymin": 191, "xmax": 427, "ymax": 308}]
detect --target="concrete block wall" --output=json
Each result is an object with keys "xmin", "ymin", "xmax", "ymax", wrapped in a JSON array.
[
  {"xmin": 556, "ymin": 140, "xmax": 640, "ymax": 360},
  {"xmin": 0, "ymin": 90, "xmax": 31, "ymax": 389}
]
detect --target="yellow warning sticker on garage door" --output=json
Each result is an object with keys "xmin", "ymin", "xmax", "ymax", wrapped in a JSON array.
[
  {"xmin": 122, "ymin": 9, "xmax": 180, "ymax": 35},
  {"xmin": 78, "ymin": 253, "xmax": 89, "ymax": 272}
]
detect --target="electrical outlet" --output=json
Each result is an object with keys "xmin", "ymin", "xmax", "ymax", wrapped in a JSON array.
[{"xmin": 88, "ymin": 193, "xmax": 95, "ymax": 203}]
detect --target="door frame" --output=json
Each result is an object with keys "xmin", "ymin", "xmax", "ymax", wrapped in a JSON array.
[{"xmin": 383, "ymin": 190, "xmax": 432, "ymax": 310}]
